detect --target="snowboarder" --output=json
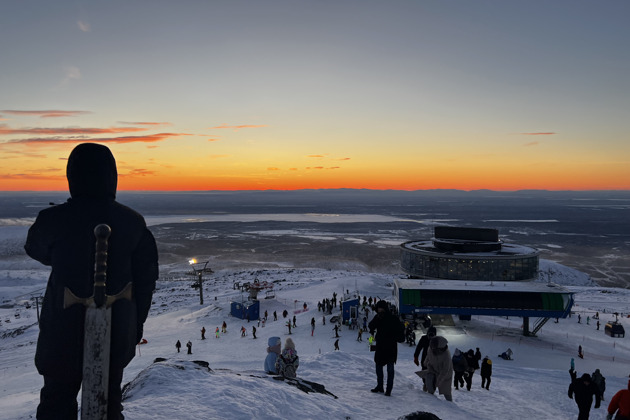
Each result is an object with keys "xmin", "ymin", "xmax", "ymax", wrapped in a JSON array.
[
  {"xmin": 275, "ymin": 337, "xmax": 299, "ymax": 378},
  {"xmin": 24, "ymin": 143, "xmax": 159, "ymax": 420},
  {"xmin": 606, "ymin": 375, "xmax": 630, "ymax": 420},
  {"xmin": 176, "ymin": 340, "xmax": 181, "ymax": 353},
  {"xmin": 368, "ymin": 300, "xmax": 405, "ymax": 397},
  {"xmin": 568, "ymin": 373, "xmax": 601, "ymax": 420},
  {"xmin": 264, "ymin": 337, "xmax": 282, "ymax": 374},
  {"xmin": 480, "ymin": 356, "xmax": 492, "ymax": 390},
  {"xmin": 186, "ymin": 340, "xmax": 192, "ymax": 354},
  {"xmin": 201, "ymin": 327, "xmax": 206, "ymax": 340}
]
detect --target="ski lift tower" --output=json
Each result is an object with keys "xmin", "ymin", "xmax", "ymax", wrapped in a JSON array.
[{"xmin": 187, "ymin": 259, "xmax": 213, "ymax": 305}]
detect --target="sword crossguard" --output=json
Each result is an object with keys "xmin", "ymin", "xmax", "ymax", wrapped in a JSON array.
[{"xmin": 63, "ymin": 224, "xmax": 133, "ymax": 309}]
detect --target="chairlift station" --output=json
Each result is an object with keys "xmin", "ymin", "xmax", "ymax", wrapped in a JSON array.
[{"xmin": 396, "ymin": 226, "xmax": 574, "ymax": 336}]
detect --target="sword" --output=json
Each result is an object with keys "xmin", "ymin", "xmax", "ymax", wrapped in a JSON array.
[{"xmin": 63, "ymin": 224, "xmax": 132, "ymax": 420}]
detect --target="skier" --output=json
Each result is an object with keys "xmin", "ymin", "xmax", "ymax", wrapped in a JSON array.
[
  {"xmin": 24, "ymin": 143, "xmax": 159, "ymax": 420},
  {"xmin": 568, "ymin": 373, "xmax": 601, "ymax": 420},
  {"xmin": 334, "ymin": 339, "xmax": 340, "ymax": 351},
  {"xmin": 480, "ymin": 356, "xmax": 492, "ymax": 390},
  {"xmin": 275, "ymin": 337, "xmax": 299, "ymax": 378},
  {"xmin": 333, "ymin": 324, "xmax": 340, "ymax": 338},
  {"xmin": 176, "ymin": 340, "xmax": 181, "ymax": 353},
  {"xmin": 311, "ymin": 317, "xmax": 315, "ymax": 336}
]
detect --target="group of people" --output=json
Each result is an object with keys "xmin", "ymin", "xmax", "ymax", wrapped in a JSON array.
[
  {"xmin": 264, "ymin": 337, "xmax": 300, "ymax": 378},
  {"xmin": 568, "ymin": 367, "xmax": 630, "ymax": 420}
]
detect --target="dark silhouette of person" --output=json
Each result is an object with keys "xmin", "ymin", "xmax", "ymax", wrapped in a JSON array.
[
  {"xmin": 25, "ymin": 143, "xmax": 159, "ymax": 420},
  {"xmin": 368, "ymin": 300, "xmax": 404, "ymax": 396},
  {"xmin": 569, "ymin": 373, "xmax": 601, "ymax": 420},
  {"xmin": 176, "ymin": 340, "xmax": 181, "ymax": 353}
]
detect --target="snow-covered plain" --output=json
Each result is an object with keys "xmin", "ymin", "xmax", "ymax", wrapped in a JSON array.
[{"xmin": 1, "ymin": 224, "xmax": 630, "ymax": 419}]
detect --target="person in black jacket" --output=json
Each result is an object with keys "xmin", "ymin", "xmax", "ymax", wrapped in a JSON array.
[
  {"xmin": 568, "ymin": 373, "xmax": 601, "ymax": 420},
  {"xmin": 480, "ymin": 356, "xmax": 492, "ymax": 390},
  {"xmin": 368, "ymin": 300, "xmax": 404, "ymax": 396},
  {"xmin": 25, "ymin": 143, "xmax": 159, "ymax": 420},
  {"xmin": 464, "ymin": 349, "xmax": 479, "ymax": 391},
  {"xmin": 413, "ymin": 326, "xmax": 436, "ymax": 391}
]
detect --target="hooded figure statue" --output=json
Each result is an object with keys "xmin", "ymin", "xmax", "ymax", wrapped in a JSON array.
[{"xmin": 25, "ymin": 143, "xmax": 159, "ymax": 420}]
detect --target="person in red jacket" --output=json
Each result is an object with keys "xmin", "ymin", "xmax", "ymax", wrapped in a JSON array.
[{"xmin": 607, "ymin": 375, "xmax": 630, "ymax": 420}]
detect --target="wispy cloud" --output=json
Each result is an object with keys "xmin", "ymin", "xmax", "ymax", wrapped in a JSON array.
[
  {"xmin": 334, "ymin": 157, "xmax": 351, "ymax": 161},
  {"xmin": 0, "ymin": 173, "xmax": 65, "ymax": 181},
  {"xmin": 0, "ymin": 125, "xmax": 149, "ymax": 136},
  {"xmin": 59, "ymin": 66, "xmax": 82, "ymax": 88},
  {"xmin": 521, "ymin": 132, "xmax": 556, "ymax": 135},
  {"xmin": 305, "ymin": 166, "xmax": 341, "ymax": 170},
  {"xmin": 117, "ymin": 121, "xmax": 172, "ymax": 126},
  {"xmin": 524, "ymin": 141, "xmax": 539, "ymax": 147},
  {"xmin": 119, "ymin": 169, "xmax": 156, "ymax": 177},
  {"xmin": 77, "ymin": 20, "xmax": 91, "ymax": 32},
  {"xmin": 267, "ymin": 167, "xmax": 280, "ymax": 171},
  {"xmin": 307, "ymin": 155, "xmax": 326, "ymax": 158},
  {"xmin": 0, "ymin": 110, "xmax": 91, "ymax": 118},
  {"xmin": 209, "ymin": 123, "xmax": 268, "ymax": 131},
  {"xmin": 1, "ymin": 132, "xmax": 190, "ymax": 146}
]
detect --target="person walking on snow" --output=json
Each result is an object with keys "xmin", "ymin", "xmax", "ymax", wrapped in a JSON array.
[
  {"xmin": 607, "ymin": 375, "xmax": 630, "ymax": 420},
  {"xmin": 452, "ymin": 349, "xmax": 468, "ymax": 390},
  {"xmin": 311, "ymin": 317, "xmax": 316, "ymax": 336},
  {"xmin": 334, "ymin": 339, "xmax": 340, "ymax": 351},
  {"xmin": 591, "ymin": 369, "xmax": 606, "ymax": 401},
  {"xmin": 215, "ymin": 327, "xmax": 220, "ymax": 339},
  {"xmin": 176, "ymin": 340, "xmax": 181, "ymax": 353},
  {"xmin": 201, "ymin": 327, "xmax": 206, "ymax": 340},
  {"xmin": 417, "ymin": 335, "xmax": 453, "ymax": 401},
  {"xmin": 480, "ymin": 356, "xmax": 492, "ymax": 390},
  {"xmin": 186, "ymin": 340, "xmax": 192, "ymax": 354},
  {"xmin": 568, "ymin": 373, "xmax": 601, "ymax": 420},
  {"xmin": 368, "ymin": 300, "xmax": 405, "ymax": 397}
]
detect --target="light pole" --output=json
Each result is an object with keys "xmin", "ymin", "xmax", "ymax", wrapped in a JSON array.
[{"xmin": 187, "ymin": 259, "xmax": 213, "ymax": 305}]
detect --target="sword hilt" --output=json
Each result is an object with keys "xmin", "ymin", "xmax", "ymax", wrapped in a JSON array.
[{"xmin": 93, "ymin": 224, "xmax": 111, "ymax": 308}]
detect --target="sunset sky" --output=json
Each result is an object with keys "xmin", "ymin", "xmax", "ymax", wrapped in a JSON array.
[{"xmin": 2, "ymin": 1, "xmax": 629, "ymax": 191}]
